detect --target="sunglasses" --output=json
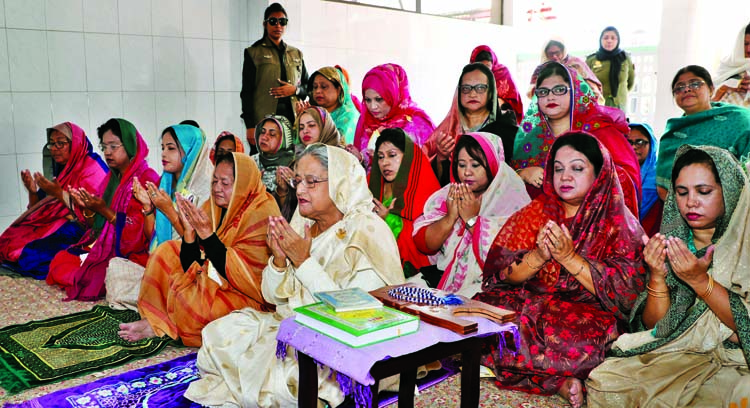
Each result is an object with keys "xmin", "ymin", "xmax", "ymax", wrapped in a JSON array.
[{"xmin": 265, "ymin": 17, "xmax": 288, "ymax": 26}]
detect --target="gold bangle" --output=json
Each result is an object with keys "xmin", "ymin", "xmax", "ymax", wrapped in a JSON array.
[
  {"xmin": 524, "ymin": 251, "xmax": 544, "ymax": 270},
  {"xmin": 699, "ymin": 275, "xmax": 715, "ymax": 299},
  {"xmin": 569, "ymin": 259, "xmax": 586, "ymax": 277},
  {"xmin": 647, "ymin": 283, "xmax": 669, "ymax": 298},
  {"xmin": 141, "ymin": 205, "xmax": 155, "ymax": 216},
  {"xmin": 109, "ymin": 213, "xmax": 117, "ymax": 224},
  {"xmin": 83, "ymin": 209, "xmax": 95, "ymax": 219}
]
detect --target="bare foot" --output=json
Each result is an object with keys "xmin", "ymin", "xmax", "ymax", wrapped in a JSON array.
[
  {"xmin": 118, "ymin": 319, "xmax": 156, "ymax": 342},
  {"xmin": 559, "ymin": 377, "xmax": 583, "ymax": 408}
]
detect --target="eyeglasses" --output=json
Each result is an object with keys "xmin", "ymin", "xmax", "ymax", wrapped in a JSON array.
[
  {"xmin": 672, "ymin": 80, "xmax": 705, "ymax": 94},
  {"xmin": 628, "ymin": 139, "xmax": 649, "ymax": 148},
  {"xmin": 291, "ymin": 175, "xmax": 328, "ymax": 189},
  {"xmin": 458, "ymin": 84, "xmax": 489, "ymax": 94},
  {"xmin": 215, "ymin": 148, "xmax": 234, "ymax": 156},
  {"xmin": 99, "ymin": 143, "xmax": 123, "ymax": 152},
  {"xmin": 264, "ymin": 17, "xmax": 288, "ymax": 26},
  {"xmin": 45, "ymin": 141, "xmax": 70, "ymax": 150},
  {"xmin": 534, "ymin": 85, "xmax": 570, "ymax": 97}
]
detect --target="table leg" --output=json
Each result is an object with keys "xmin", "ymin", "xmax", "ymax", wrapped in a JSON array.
[
  {"xmin": 298, "ymin": 352, "xmax": 318, "ymax": 408},
  {"xmin": 397, "ymin": 366, "xmax": 417, "ymax": 408},
  {"xmin": 460, "ymin": 338, "xmax": 481, "ymax": 408}
]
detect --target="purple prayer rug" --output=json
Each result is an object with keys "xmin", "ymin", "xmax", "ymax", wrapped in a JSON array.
[{"xmin": 5, "ymin": 353, "xmax": 200, "ymax": 408}]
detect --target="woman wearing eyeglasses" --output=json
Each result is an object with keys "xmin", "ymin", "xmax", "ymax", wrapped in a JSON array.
[
  {"xmin": 628, "ymin": 123, "xmax": 662, "ymax": 236},
  {"xmin": 46, "ymin": 118, "xmax": 159, "ymax": 301},
  {"xmin": 656, "ymin": 65, "xmax": 750, "ymax": 202},
  {"xmin": 241, "ymin": 2, "xmax": 308, "ymax": 155},
  {"xmin": 511, "ymin": 61, "xmax": 641, "ymax": 217},
  {"xmin": 185, "ymin": 144, "xmax": 404, "ymax": 407},
  {"xmin": 425, "ymin": 63, "xmax": 519, "ymax": 185},
  {"xmin": 0, "ymin": 122, "xmax": 108, "ymax": 278}
]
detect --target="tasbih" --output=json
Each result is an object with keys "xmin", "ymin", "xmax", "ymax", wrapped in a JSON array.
[{"xmin": 387, "ymin": 286, "xmax": 464, "ymax": 306}]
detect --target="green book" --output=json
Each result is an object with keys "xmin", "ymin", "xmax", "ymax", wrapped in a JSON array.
[
  {"xmin": 294, "ymin": 302, "xmax": 419, "ymax": 348},
  {"xmin": 314, "ymin": 287, "xmax": 383, "ymax": 312}
]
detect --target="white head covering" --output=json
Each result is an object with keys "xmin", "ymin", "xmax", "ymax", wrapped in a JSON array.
[{"xmin": 714, "ymin": 23, "xmax": 750, "ymax": 85}]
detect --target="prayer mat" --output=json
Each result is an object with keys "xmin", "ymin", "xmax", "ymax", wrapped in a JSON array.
[
  {"xmin": 5, "ymin": 353, "xmax": 199, "ymax": 408},
  {"xmin": 0, "ymin": 305, "xmax": 171, "ymax": 395}
]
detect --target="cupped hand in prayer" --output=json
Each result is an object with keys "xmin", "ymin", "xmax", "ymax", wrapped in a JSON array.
[
  {"xmin": 275, "ymin": 166, "xmax": 295, "ymax": 194},
  {"xmin": 34, "ymin": 172, "xmax": 63, "ymax": 200},
  {"xmin": 642, "ymin": 234, "xmax": 668, "ymax": 282},
  {"xmin": 268, "ymin": 216, "xmax": 311, "ymax": 268},
  {"xmin": 446, "ymin": 184, "xmax": 461, "ymax": 222},
  {"xmin": 175, "ymin": 193, "xmax": 195, "ymax": 242},
  {"xmin": 543, "ymin": 221, "xmax": 575, "ymax": 263},
  {"xmin": 145, "ymin": 181, "xmax": 171, "ymax": 212},
  {"xmin": 132, "ymin": 177, "xmax": 151, "ymax": 207},
  {"xmin": 70, "ymin": 187, "xmax": 106, "ymax": 213},
  {"xmin": 534, "ymin": 225, "xmax": 552, "ymax": 262},
  {"xmin": 372, "ymin": 197, "xmax": 396, "ymax": 220},
  {"xmin": 436, "ymin": 132, "xmax": 455, "ymax": 161},
  {"xmin": 666, "ymin": 236, "xmax": 714, "ymax": 289},
  {"xmin": 295, "ymin": 100, "xmax": 311, "ymax": 115},
  {"xmin": 518, "ymin": 166, "xmax": 544, "ymax": 188},
  {"xmin": 456, "ymin": 183, "xmax": 481, "ymax": 223},
  {"xmin": 21, "ymin": 169, "xmax": 37, "ymax": 193},
  {"xmin": 267, "ymin": 216, "xmax": 288, "ymax": 267},
  {"xmin": 176, "ymin": 192, "xmax": 212, "ymax": 240}
]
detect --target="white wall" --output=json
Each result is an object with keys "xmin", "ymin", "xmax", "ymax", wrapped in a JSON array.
[
  {"xmin": 0, "ymin": 0, "xmax": 266, "ymax": 231},
  {"xmin": 0, "ymin": 0, "xmax": 518, "ymax": 231}
]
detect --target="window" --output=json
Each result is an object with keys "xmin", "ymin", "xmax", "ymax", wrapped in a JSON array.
[{"xmin": 328, "ymin": 0, "xmax": 496, "ymax": 23}]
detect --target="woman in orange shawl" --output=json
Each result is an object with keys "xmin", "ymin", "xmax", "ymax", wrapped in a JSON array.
[{"xmin": 120, "ymin": 153, "xmax": 280, "ymax": 347}]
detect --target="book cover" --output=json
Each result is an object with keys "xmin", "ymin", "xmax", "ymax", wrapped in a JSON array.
[
  {"xmin": 294, "ymin": 303, "xmax": 419, "ymax": 348},
  {"xmin": 314, "ymin": 287, "xmax": 383, "ymax": 312}
]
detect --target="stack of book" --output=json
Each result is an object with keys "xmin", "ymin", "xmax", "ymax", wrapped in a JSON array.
[{"xmin": 294, "ymin": 288, "xmax": 419, "ymax": 348}]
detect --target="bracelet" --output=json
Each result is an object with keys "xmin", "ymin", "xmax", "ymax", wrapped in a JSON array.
[
  {"xmin": 270, "ymin": 257, "xmax": 289, "ymax": 272},
  {"xmin": 83, "ymin": 209, "xmax": 96, "ymax": 219},
  {"xmin": 523, "ymin": 251, "xmax": 544, "ymax": 270},
  {"xmin": 570, "ymin": 259, "xmax": 586, "ymax": 277},
  {"xmin": 141, "ymin": 205, "xmax": 155, "ymax": 216},
  {"xmin": 698, "ymin": 275, "xmax": 715, "ymax": 299},
  {"xmin": 647, "ymin": 283, "xmax": 669, "ymax": 298},
  {"xmin": 109, "ymin": 213, "xmax": 117, "ymax": 224}
]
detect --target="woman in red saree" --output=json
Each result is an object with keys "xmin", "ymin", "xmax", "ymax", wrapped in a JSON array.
[
  {"xmin": 0, "ymin": 122, "xmax": 107, "ymax": 278},
  {"xmin": 369, "ymin": 128, "xmax": 440, "ymax": 278},
  {"xmin": 474, "ymin": 131, "xmax": 646, "ymax": 407},
  {"xmin": 511, "ymin": 61, "xmax": 640, "ymax": 217},
  {"xmin": 47, "ymin": 118, "xmax": 159, "ymax": 301},
  {"xmin": 470, "ymin": 45, "xmax": 524, "ymax": 125}
]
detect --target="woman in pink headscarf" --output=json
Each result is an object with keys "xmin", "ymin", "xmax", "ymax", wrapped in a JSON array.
[
  {"xmin": 470, "ymin": 45, "xmax": 524, "ymax": 125},
  {"xmin": 351, "ymin": 63, "xmax": 435, "ymax": 170}
]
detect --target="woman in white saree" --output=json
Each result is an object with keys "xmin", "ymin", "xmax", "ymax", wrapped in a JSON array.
[{"xmin": 185, "ymin": 143, "xmax": 405, "ymax": 407}]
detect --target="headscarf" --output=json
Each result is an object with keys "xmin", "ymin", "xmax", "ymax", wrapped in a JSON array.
[
  {"xmin": 483, "ymin": 132, "xmax": 646, "ymax": 321},
  {"xmin": 529, "ymin": 37, "xmax": 602, "ymax": 92},
  {"xmin": 335, "ymin": 64, "xmax": 362, "ymax": 112},
  {"xmin": 252, "ymin": 115, "xmax": 294, "ymax": 192},
  {"xmin": 354, "ymin": 63, "xmax": 435, "ymax": 152},
  {"xmin": 307, "ymin": 66, "xmax": 360, "ymax": 144},
  {"xmin": 210, "ymin": 131, "xmax": 245, "ymax": 164},
  {"xmin": 594, "ymin": 26, "xmax": 627, "ymax": 98},
  {"xmin": 413, "ymin": 133, "xmax": 530, "ymax": 296},
  {"xmin": 154, "ymin": 124, "xmax": 213, "ymax": 248},
  {"xmin": 369, "ymin": 131, "xmax": 440, "ymax": 222},
  {"xmin": 289, "ymin": 145, "xmax": 404, "ymax": 286},
  {"xmin": 714, "ymin": 23, "xmax": 750, "ymax": 86},
  {"xmin": 293, "ymin": 106, "xmax": 343, "ymax": 156},
  {"xmin": 630, "ymin": 123, "xmax": 659, "ymax": 218},
  {"xmin": 612, "ymin": 145, "xmax": 750, "ymax": 365},
  {"xmin": 426, "ymin": 63, "xmax": 499, "ymax": 159},
  {"xmin": 470, "ymin": 45, "xmax": 524, "ymax": 124},
  {"xmin": 0, "ymin": 123, "xmax": 108, "ymax": 263}
]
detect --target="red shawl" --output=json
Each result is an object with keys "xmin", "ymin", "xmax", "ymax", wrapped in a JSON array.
[
  {"xmin": 0, "ymin": 122, "xmax": 108, "ymax": 262},
  {"xmin": 368, "ymin": 133, "xmax": 440, "ymax": 269},
  {"xmin": 482, "ymin": 132, "xmax": 646, "ymax": 321},
  {"xmin": 64, "ymin": 119, "xmax": 159, "ymax": 300},
  {"xmin": 353, "ymin": 63, "xmax": 435, "ymax": 152},
  {"xmin": 470, "ymin": 45, "xmax": 524, "ymax": 124}
]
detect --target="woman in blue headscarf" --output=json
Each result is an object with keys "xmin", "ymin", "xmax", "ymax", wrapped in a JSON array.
[
  {"xmin": 134, "ymin": 124, "xmax": 214, "ymax": 249},
  {"xmin": 627, "ymin": 123, "xmax": 661, "ymax": 235}
]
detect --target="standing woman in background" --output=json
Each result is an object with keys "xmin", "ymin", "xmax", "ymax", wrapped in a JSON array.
[
  {"xmin": 586, "ymin": 26, "xmax": 635, "ymax": 111},
  {"xmin": 241, "ymin": 2, "xmax": 308, "ymax": 155},
  {"xmin": 712, "ymin": 23, "xmax": 750, "ymax": 108}
]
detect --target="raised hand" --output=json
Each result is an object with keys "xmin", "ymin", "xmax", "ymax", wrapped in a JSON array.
[
  {"xmin": 21, "ymin": 169, "xmax": 37, "ymax": 193},
  {"xmin": 176, "ymin": 193, "xmax": 212, "ymax": 240},
  {"xmin": 269, "ymin": 216, "xmax": 311, "ymax": 268},
  {"xmin": 446, "ymin": 183, "xmax": 460, "ymax": 222},
  {"xmin": 372, "ymin": 197, "xmax": 396, "ymax": 220},
  {"xmin": 642, "ymin": 234, "xmax": 668, "ymax": 281},
  {"xmin": 275, "ymin": 166, "xmax": 295, "ymax": 195},
  {"xmin": 518, "ymin": 166, "xmax": 544, "ymax": 188},
  {"xmin": 34, "ymin": 172, "xmax": 63, "ymax": 200},
  {"xmin": 457, "ymin": 183, "xmax": 481, "ymax": 223},
  {"xmin": 666, "ymin": 237, "xmax": 714, "ymax": 289},
  {"xmin": 145, "ymin": 181, "xmax": 171, "ymax": 212},
  {"xmin": 436, "ymin": 132, "xmax": 456, "ymax": 161},
  {"xmin": 544, "ymin": 221, "xmax": 575, "ymax": 263},
  {"xmin": 72, "ymin": 187, "xmax": 106, "ymax": 213},
  {"xmin": 295, "ymin": 100, "xmax": 311, "ymax": 115},
  {"xmin": 175, "ymin": 193, "xmax": 195, "ymax": 242},
  {"xmin": 132, "ymin": 177, "xmax": 152, "ymax": 207},
  {"xmin": 267, "ymin": 216, "xmax": 288, "ymax": 267}
]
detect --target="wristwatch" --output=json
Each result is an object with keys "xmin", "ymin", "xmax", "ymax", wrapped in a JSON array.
[{"xmin": 466, "ymin": 216, "xmax": 478, "ymax": 228}]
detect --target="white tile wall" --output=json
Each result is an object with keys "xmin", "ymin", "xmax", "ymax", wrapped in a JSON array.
[
  {"xmin": 46, "ymin": 0, "xmax": 84, "ymax": 32},
  {"xmin": 82, "ymin": 0, "xmax": 118, "ymax": 33},
  {"xmin": 186, "ymin": 91, "xmax": 215, "ymax": 137},
  {"xmin": 13, "ymin": 93, "xmax": 52, "ymax": 154},
  {"xmin": 120, "ymin": 34, "xmax": 154, "ymax": 91},
  {"xmin": 0, "ymin": 92, "xmax": 13, "ymax": 151},
  {"xmin": 48, "ymin": 31, "xmax": 87, "ymax": 91},
  {"xmin": 117, "ymin": 0, "xmax": 150, "ymax": 36},
  {"xmin": 85, "ymin": 33, "xmax": 121, "ymax": 91},
  {"xmin": 15, "ymin": 153, "xmax": 40, "ymax": 212},
  {"xmin": 0, "ymin": 154, "xmax": 23, "ymax": 216},
  {"xmin": 182, "ymin": 0, "xmax": 211, "ymax": 39},
  {"xmin": 51, "ymin": 92, "xmax": 90, "ymax": 129},
  {"xmin": 5, "ymin": 0, "xmax": 45, "ymax": 30},
  {"xmin": 7, "ymin": 29, "xmax": 49, "ymax": 91},
  {"xmin": 184, "ymin": 38, "xmax": 213, "ymax": 91},
  {"xmin": 153, "ymin": 36, "xmax": 184, "ymax": 91},
  {"xmin": 0, "ymin": 1, "xmax": 5, "ymax": 27},
  {"xmin": 152, "ymin": 0, "xmax": 181, "ymax": 37},
  {"xmin": 88, "ymin": 91, "xmax": 123, "ymax": 136}
]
